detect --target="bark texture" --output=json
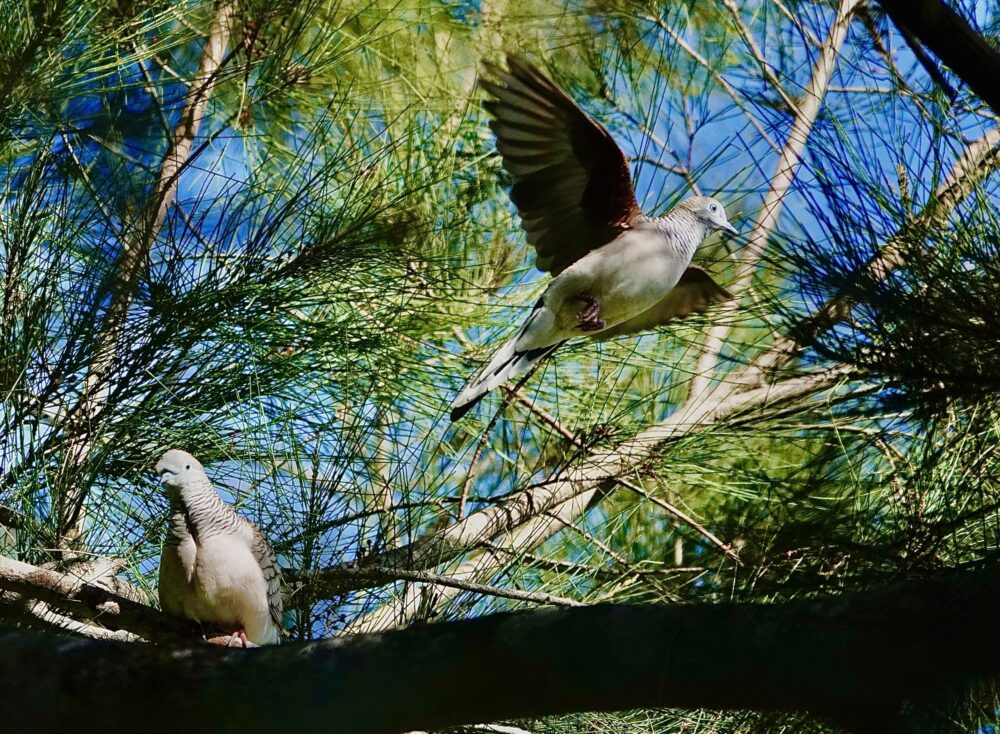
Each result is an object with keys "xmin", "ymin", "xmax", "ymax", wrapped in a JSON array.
[{"xmin": 1, "ymin": 564, "xmax": 998, "ymax": 734}]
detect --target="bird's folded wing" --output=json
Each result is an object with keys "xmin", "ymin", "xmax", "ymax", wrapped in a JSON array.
[
  {"xmin": 597, "ymin": 266, "xmax": 733, "ymax": 338},
  {"xmin": 481, "ymin": 55, "xmax": 642, "ymax": 275},
  {"xmin": 250, "ymin": 525, "xmax": 283, "ymax": 630}
]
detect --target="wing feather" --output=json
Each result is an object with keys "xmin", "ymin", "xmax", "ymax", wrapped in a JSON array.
[
  {"xmin": 248, "ymin": 523, "xmax": 284, "ymax": 634},
  {"xmin": 482, "ymin": 55, "xmax": 643, "ymax": 275}
]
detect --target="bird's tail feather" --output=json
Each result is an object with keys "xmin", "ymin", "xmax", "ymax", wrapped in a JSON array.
[{"xmin": 450, "ymin": 331, "xmax": 561, "ymax": 421}]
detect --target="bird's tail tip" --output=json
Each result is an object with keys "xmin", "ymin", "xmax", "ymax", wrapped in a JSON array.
[
  {"xmin": 449, "ymin": 341, "xmax": 563, "ymax": 422},
  {"xmin": 450, "ymin": 380, "xmax": 490, "ymax": 421},
  {"xmin": 450, "ymin": 400, "xmax": 476, "ymax": 422}
]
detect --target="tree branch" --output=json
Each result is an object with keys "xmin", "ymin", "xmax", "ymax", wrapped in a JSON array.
[
  {"xmin": 339, "ymin": 366, "xmax": 851, "ymax": 633},
  {"xmin": 876, "ymin": 0, "xmax": 1000, "ymax": 115},
  {"xmin": 4, "ymin": 563, "xmax": 1000, "ymax": 734},
  {"xmin": 689, "ymin": 0, "xmax": 861, "ymax": 396},
  {"xmin": 0, "ymin": 554, "xmax": 198, "ymax": 643},
  {"xmin": 288, "ymin": 564, "xmax": 583, "ymax": 609},
  {"xmin": 507, "ymin": 390, "xmax": 740, "ymax": 562}
]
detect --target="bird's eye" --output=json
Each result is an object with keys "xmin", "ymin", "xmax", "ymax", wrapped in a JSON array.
[
  {"xmin": 709, "ymin": 203, "xmax": 718, "ymax": 212},
  {"xmin": 185, "ymin": 464, "xmax": 191, "ymax": 470}
]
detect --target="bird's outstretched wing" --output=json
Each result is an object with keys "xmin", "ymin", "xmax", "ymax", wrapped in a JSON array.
[
  {"xmin": 481, "ymin": 55, "xmax": 643, "ymax": 275},
  {"xmin": 596, "ymin": 266, "xmax": 733, "ymax": 338}
]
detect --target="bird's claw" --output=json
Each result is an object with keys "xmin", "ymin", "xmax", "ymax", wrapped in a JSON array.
[
  {"xmin": 205, "ymin": 630, "xmax": 256, "ymax": 648},
  {"xmin": 576, "ymin": 294, "xmax": 606, "ymax": 332}
]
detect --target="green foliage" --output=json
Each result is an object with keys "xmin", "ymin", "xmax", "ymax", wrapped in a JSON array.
[{"xmin": 2, "ymin": 0, "xmax": 1000, "ymax": 731}]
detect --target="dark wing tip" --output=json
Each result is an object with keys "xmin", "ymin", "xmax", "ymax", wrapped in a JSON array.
[
  {"xmin": 483, "ymin": 54, "xmax": 553, "ymax": 95},
  {"xmin": 504, "ymin": 53, "xmax": 535, "ymax": 76},
  {"xmin": 482, "ymin": 54, "xmax": 533, "ymax": 81},
  {"xmin": 678, "ymin": 266, "xmax": 734, "ymax": 304}
]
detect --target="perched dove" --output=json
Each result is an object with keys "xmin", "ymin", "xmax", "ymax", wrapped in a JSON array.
[
  {"xmin": 156, "ymin": 449, "xmax": 282, "ymax": 646},
  {"xmin": 450, "ymin": 56, "xmax": 737, "ymax": 421}
]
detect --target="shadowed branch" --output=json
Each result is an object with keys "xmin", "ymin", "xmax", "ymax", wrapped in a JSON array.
[{"xmin": 3, "ymin": 563, "xmax": 1000, "ymax": 734}]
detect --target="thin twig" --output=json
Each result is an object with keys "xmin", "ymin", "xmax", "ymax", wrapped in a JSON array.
[
  {"xmin": 456, "ymin": 357, "xmax": 541, "ymax": 518},
  {"xmin": 721, "ymin": 0, "xmax": 802, "ymax": 117},
  {"xmin": 772, "ymin": 0, "xmax": 822, "ymax": 47},
  {"xmin": 508, "ymin": 391, "xmax": 740, "ymax": 562},
  {"xmin": 317, "ymin": 564, "xmax": 584, "ymax": 608},
  {"xmin": 644, "ymin": 13, "xmax": 781, "ymax": 154},
  {"xmin": 280, "ymin": 500, "xmax": 446, "ymax": 549},
  {"xmin": 481, "ymin": 543, "xmax": 705, "ymax": 580}
]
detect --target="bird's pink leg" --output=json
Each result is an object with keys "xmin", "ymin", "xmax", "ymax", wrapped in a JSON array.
[
  {"xmin": 575, "ymin": 293, "xmax": 606, "ymax": 331},
  {"xmin": 226, "ymin": 630, "xmax": 249, "ymax": 648}
]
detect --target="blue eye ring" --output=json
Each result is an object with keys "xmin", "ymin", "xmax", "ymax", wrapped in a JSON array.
[{"xmin": 709, "ymin": 203, "xmax": 719, "ymax": 213}]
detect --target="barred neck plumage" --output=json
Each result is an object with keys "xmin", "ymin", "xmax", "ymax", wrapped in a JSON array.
[
  {"xmin": 165, "ymin": 477, "xmax": 241, "ymax": 545},
  {"xmin": 650, "ymin": 208, "xmax": 708, "ymax": 259}
]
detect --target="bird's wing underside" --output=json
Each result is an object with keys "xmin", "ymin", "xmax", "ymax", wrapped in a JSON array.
[{"xmin": 596, "ymin": 266, "xmax": 733, "ymax": 338}]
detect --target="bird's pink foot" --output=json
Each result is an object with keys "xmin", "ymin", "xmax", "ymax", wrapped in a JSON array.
[
  {"xmin": 575, "ymin": 294, "xmax": 606, "ymax": 332},
  {"xmin": 226, "ymin": 630, "xmax": 249, "ymax": 648}
]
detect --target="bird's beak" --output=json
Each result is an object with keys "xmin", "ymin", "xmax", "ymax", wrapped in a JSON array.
[
  {"xmin": 157, "ymin": 468, "xmax": 174, "ymax": 483},
  {"xmin": 720, "ymin": 221, "xmax": 739, "ymax": 235}
]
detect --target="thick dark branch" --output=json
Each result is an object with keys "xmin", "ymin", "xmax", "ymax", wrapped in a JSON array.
[
  {"xmin": 3, "ymin": 564, "xmax": 1000, "ymax": 734},
  {"xmin": 877, "ymin": 0, "xmax": 1000, "ymax": 115},
  {"xmin": 895, "ymin": 21, "xmax": 958, "ymax": 101}
]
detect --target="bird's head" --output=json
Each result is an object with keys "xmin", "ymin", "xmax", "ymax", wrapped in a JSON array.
[
  {"xmin": 683, "ymin": 196, "xmax": 738, "ymax": 235},
  {"xmin": 156, "ymin": 449, "xmax": 204, "ymax": 489}
]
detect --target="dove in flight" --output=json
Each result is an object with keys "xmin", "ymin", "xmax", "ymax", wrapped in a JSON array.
[
  {"xmin": 450, "ymin": 55, "xmax": 737, "ymax": 421},
  {"xmin": 156, "ymin": 449, "xmax": 282, "ymax": 646}
]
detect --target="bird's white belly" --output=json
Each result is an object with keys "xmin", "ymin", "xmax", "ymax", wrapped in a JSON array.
[
  {"xmin": 518, "ymin": 225, "xmax": 694, "ymax": 350},
  {"xmin": 161, "ymin": 535, "xmax": 273, "ymax": 643},
  {"xmin": 588, "ymin": 253, "xmax": 684, "ymax": 325},
  {"xmin": 550, "ymin": 237, "xmax": 689, "ymax": 334}
]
